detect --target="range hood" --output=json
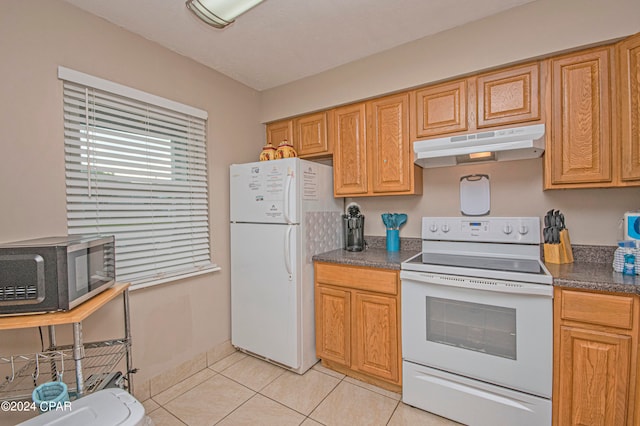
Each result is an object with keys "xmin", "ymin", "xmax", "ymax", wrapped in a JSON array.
[{"xmin": 413, "ymin": 124, "xmax": 545, "ymax": 168}]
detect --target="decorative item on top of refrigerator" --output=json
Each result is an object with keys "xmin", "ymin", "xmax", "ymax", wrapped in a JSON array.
[
  {"xmin": 259, "ymin": 142, "xmax": 277, "ymax": 161},
  {"xmin": 275, "ymin": 139, "xmax": 297, "ymax": 159}
]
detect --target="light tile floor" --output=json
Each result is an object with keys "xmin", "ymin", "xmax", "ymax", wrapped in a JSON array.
[{"xmin": 145, "ymin": 352, "xmax": 462, "ymax": 426}]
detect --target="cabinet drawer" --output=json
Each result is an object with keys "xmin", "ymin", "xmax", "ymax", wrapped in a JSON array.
[
  {"xmin": 560, "ymin": 289, "xmax": 634, "ymax": 330},
  {"xmin": 316, "ymin": 263, "xmax": 398, "ymax": 295}
]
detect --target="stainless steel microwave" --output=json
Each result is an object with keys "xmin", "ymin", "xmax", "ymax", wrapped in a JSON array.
[{"xmin": 0, "ymin": 235, "xmax": 115, "ymax": 315}]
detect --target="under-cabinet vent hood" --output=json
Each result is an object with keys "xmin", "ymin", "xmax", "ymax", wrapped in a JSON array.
[{"xmin": 413, "ymin": 124, "xmax": 545, "ymax": 168}]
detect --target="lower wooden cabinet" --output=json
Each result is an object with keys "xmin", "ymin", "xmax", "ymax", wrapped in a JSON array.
[
  {"xmin": 553, "ymin": 287, "xmax": 639, "ymax": 425},
  {"xmin": 315, "ymin": 285, "xmax": 351, "ymax": 366},
  {"xmin": 314, "ymin": 262, "xmax": 401, "ymax": 391}
]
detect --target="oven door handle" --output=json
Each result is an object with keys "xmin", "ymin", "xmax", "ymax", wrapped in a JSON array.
[
  {"xmin": 419, "ymin": 373, "xmax": 535, "ymax": 412},
  {"xmin": 400, "ymin": 270, "xmax": 553, "ymax": 297}
]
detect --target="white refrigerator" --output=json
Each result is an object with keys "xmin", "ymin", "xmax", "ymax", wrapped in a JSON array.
[{"xmin": 230, "ymin": 158, "xmax": 343, "ymax": 373}]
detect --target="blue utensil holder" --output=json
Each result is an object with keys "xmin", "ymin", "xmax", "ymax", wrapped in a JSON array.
[{"xmin": 386, "ymin": 229, "xmax": 399, "ymax": 252}]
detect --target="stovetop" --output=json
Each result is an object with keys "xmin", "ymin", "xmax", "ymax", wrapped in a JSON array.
[{"xmin": 401, "ymin": 217, "xmax": 552, "ymax": 285}]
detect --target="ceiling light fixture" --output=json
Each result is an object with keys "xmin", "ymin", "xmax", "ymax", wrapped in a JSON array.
[{"xmin": 186, "ymin": 0, "xmax": 265, "ymax": 29}]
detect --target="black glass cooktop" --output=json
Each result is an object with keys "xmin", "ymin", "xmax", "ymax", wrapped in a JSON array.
[{"xmin": 406, "ymin": 252, "xmax": 546, "ymax": 275}]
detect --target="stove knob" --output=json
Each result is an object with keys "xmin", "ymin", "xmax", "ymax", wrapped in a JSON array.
[
  {"xmin": 429, "ymin": 223, "xmax": 438, "ymax": 233},
  {"xmin": 441, "ymin": 224, "xmax": 450, "ymax": 233},
  {"xmin": 503, "ymin": 224, "xmax": 513, "ymax": 235},
  {"xmin": 519, "ymin": 225, "xmax": 529, "ymax": 235}
]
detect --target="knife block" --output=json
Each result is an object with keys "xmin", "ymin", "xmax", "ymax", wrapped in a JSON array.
[{"xmin": 544, "ymin": 229, "xmax": 574, "ymax": 264}]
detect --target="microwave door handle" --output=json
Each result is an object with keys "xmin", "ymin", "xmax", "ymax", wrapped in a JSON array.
[{"xmin": 284, "ymin": 225, "xmax": 293, "ymax": 281}]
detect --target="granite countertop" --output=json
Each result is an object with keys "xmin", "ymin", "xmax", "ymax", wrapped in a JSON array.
[
  {"xmin": 544, "ymin": 244, "xmax": 640, "ymax": 295},
  {"xmin": 546, "ymin": 262, "xmax": 640, "ymax": 295},
  {"xmin": 312, "ymin": 247, "xmax": 419, "ymax": 270},
  {"xmin": 313, "ymin": 239, "xmax": 640, "ymax": 295}
]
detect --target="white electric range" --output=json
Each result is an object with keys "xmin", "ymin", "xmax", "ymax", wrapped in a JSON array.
[{"xmin": 401, "ymin": 217, "xmax": 553, "ymax": 426}]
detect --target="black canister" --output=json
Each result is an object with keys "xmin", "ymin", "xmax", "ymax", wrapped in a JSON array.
[
  {"xmin": 343, "ymin": 215, "xmax": 365, "ymax": 251},
  {"xmin": 342, "ymin": 204, "xmax": 365, "ymax": 251}
]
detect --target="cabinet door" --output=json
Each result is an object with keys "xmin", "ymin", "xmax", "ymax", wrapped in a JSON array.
[
  {"xmin": 476, "ymin": 63, "xmax": 540, "ymax": 128},
  {"xmin": 547, "ymin": 48, "xmax": 612, "ymax": 186},
  {"xmin": 367, "ymin": 94, "xmax": 412, "ymax": 193},
  {"xmin": 294, "ymin": 112, "xmax": 330, "ymax": 158},
  {"xmin": 412, "ymin": 79, "xmax": 468, "ymax": 138},
  {"xmin": 352, "ymin": 291, "xmax": 399, "ymax": 383},
  {"xmin": 266, "ymin": 119, "xmax": 293, "ymax": 147},
  {"xmin": 556, "ymin": 326, "xmax": 631, "ymax": 426},
  {"xmin": 333, "ymin": 103, "xmax": 368, "ymax": 196},
  {"xmin": 315, "ymin": 285, "xmax": 351, "ymax": 366},
  {"xmin": 619, "ymin": 33, "xmax": 640, "ymax": 182}
]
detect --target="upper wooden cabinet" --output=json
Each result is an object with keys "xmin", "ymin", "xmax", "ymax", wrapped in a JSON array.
[
  {"xmin": 476, "ymin": 63, "xmax": 540, "ymax": 128},
  {"xmin": 619, "ymin": 33, "xmax": 640, "ymax": 183},
  {"xmin": 266, "ymin": 113, "xmax": 331, "ymax": 159},
  {"xmin": 367, "ymin": 93, "xmax": 421, "ymax": 195},
  {"xmin": 544, "ymin": 33, "xmax": 640, "ymax": 189},
  {"xmin": 293, "ymin": 111, "xmax": 332, "ymax": 158},
  {"xmin": 333, "ymin": 96, "xmax": 422, "ymax": 197},
  {"xmin": 545, "ymin": 47, "xmax": 613, "ymax": 188},
  {"xmin": 264, "ymin": 33, "xmax": 640, "ymax": 192},
  {"xmin": 410, "ymin": 62, "xmax": 542, "ymax": 140},
  {"xmin": 333, "ymin": 103, "xmax": 368, "ymax": 196},
  {"xmin": 266, "ymin": 119, "xmax": 293, "ymax": 148},
  {"xmin": 411, "ymin": 79, "xmax": 468, "ymax": 139}
]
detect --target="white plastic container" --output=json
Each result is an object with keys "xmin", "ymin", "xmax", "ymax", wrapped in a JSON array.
[
  {"xmin": 18, "ymin": 388, "xmax": 152, "ymax": 426},
  {"xmin": 613, "ymin": 240, "xmax": 640, "ymax": 275}
]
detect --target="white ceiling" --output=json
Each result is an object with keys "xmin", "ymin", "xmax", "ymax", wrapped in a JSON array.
[{"xmin": 63, "ymin": 0, "xmax": 536, "ymax": 91}]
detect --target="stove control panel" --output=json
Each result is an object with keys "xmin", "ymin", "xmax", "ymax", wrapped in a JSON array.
[{"xmin": 422, "ymin": 217, "xmax": 540, "ymax": 244}]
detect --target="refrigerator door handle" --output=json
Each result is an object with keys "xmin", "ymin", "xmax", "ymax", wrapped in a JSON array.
[
  {"xmin": 284, "ymin": 225, "xmax": 293, "ymax": 280},
  {"xmin": 283, "ymin": 171, "xmax": 293, "ymax": 224}
]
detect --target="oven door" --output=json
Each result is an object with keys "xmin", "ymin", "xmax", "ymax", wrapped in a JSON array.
[{"xmin": 400, "ymin": 269, "xmax": 553, "ymax": 398}]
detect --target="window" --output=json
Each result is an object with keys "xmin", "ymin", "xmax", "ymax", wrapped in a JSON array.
[{"xmin": 59, "ymin": 67, "xmax": 218, "ymax": 289}]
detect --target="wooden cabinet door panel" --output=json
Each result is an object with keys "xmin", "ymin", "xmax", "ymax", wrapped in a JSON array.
[
  {"xmin": 315, "ymin": 285, "xmax": 351, "ymax": 366},
  {"xmin": 477, "ymin": 63, "xmax": 540, "ymax": 128},
  {"xmin": 333, "ymin": 103, "xmax": 367, "ymax": 196},
  {"xmin": 549, "ymin": 49, "xmax": 612, "ymax": 185},
  {"xmin": 619, "ymin": 33, "xmax": 640, "ymax": 182},
  {"xmin": 352, "ymin": 292, "xmax": 399, "ymax": 383},
  {"xmin": 294, "ymin": 112, "xmax": 329, "ymax": 157},
  {"xmin": 316, "ymin": 263, "xmax": 398, "ymax": 295},
  {"xmin": 560, "ymin": 289, "xmax": 634, "ymax": 330},
  {"xmin": 557, "ymin": 326, "xmax": 631, "ymax": 426},
  {"xmin": 414, "ymin": 80, "xmax": 467, "ymax": 138},
  {"xmin": 267, "ymin": 120, "xmax": 293, "ymax": 148},
  {"xmin": 368, "ymin": 94, "xmax": 411, "ymax": 193}
]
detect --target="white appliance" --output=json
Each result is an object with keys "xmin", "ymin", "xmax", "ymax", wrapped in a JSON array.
[
  {"xmin": 401, "ymin": 217, "xmax": 553, "ymax": 426},
  {"xmin": 413, "ymin": 123, "xmax": 545, "ymax": 168},
  {"xmin": 230, "ymin": 158, "xmax": 343, "ymax": 374}
]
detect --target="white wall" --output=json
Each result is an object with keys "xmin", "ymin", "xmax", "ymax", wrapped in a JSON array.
[
  {"xmin": 260, "ymin": 0, "xmax": 640, "ymax": 246},
  {"xmin": 0, "ymin": 0, "xmax": 262, "ymax": 392},
  {"xmin": 355, "ymin": 159, "xmax": 640, "ymax": 246},
  {"xmin": 261, "ymin": 0, "xmax": 640, "ymax": 121}
]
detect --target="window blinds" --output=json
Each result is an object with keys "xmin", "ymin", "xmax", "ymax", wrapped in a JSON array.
[{"xmin": 60, "ymin": 67, "xmax": 217, "ymax": 288}]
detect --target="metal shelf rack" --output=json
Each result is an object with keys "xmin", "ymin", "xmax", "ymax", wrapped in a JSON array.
[
  {"xmin": 0, "ymin": 339, "xmax": 130, "ymax": 402},
  {"xmin": 0, "ymin": 283, "xmax": 134, "ymax": 402}
]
